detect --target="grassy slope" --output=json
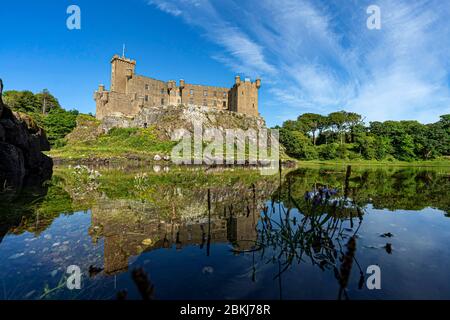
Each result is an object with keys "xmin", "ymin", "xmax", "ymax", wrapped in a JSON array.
[{"xmin": 48, "ymin": 115, "xmax": 176, "ymax": 161}]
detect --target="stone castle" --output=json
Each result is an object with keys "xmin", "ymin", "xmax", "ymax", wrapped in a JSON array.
[{"xmin": 94, "ymin": 54, "xmax": 261, "ymax": 120}]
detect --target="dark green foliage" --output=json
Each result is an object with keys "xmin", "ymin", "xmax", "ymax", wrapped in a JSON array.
[
  {"xmin": 279, "ymin": 111, "xmax": 450, "ymax": 161},
  {"xmin": 280, "ymin": 128, "xmax": 318, "ymax": 159},
  {"xmin": 3, "ymin": 90, "xmax": 40, "ymax": 113},
  {"xmin": 3, "ymin": 89, "xmax": 80, "ymax": 146},
  {"xmin": 43, "ymin": 108, "xmax": 79, "ymax": 145},
  {"xmin": 317, "ymin": 143, "xmax": 339, "ymax": 160}
]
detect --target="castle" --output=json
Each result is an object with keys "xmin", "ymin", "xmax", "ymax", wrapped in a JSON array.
[{"xmin": 94, "ymin": 54, "xmax": 261, "ymax": 120}]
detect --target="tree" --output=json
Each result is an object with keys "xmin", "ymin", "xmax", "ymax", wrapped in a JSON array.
[
  {"xmin": 282, "ymin": 120, "xmax": 303, "ymax": 132},
  {"xmin": 346, "ymin": 112, "xmax": 363, "ymax": 142},
  {"xmin": 4, "ymin": 89, "xmax": 61, "ymax": 115},
  {"xmin": 317, "ymin": 143, "xmax": 339, "ymax": 160},
  {"xmin": 279, "ymin": 128, "xmax": 318, "ymax": 160},
  {"xmin": 328, "ymin": 111, "xmax": 348, "ymax": 145},
  {"xmin": 394, "ymin": 133, "xmax": 416, "ymax": 161},
  {"xmin": 277, "ymin": 111, "xmax": 448, "ymax": 162},
  {"xmin": 36, "ymin": 89, "xmax": 61, "ymax": 114},
  {"xmin": 43, "ymin": 108, "xmax": 79, "ymax": 144},
  {"xmin": 354, "ymin": 133, "xmax": 376, "ymax": 159},
  {"xmin": 3, "ymin": 90, "xmax": 40, "ymax": 113},
  {"xmin": 297, "ymin": 113, "xmax": 327, "ymax": 145},
  {"xmin": 373, "ymin": 136, "xmax": 393, "ymax": 160}
]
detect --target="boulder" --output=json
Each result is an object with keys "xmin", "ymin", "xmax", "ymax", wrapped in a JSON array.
[
  {"xmin": 0, "ymin": 79, "xmax": 53, "ymax": 202},
  {"xmin": 0, "ymin": 143, "xmax": 25, "ymax": 197},
  {"xmin": 0, "ymin": 78, "xmax": 3, "ymax": 118},
  {"xmin": 0, "ymin": 123, "xmax": 5, "ymax": 142}
]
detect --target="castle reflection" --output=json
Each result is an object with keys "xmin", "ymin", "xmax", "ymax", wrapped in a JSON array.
[{"xmin": 88, "ymin": 184, "xmax": 273, "ymax": 275}]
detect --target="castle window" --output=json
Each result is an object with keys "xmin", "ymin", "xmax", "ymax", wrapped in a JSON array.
[
  {"xmin": 190, "ymin": 89, "xmax": 194, "ymax": 95},
  {"xmin": 145, "ymin": 84, "xmax": 149, "ymax": 90},
  {"xmin": 145, "ymin": 95, "xmax": 149, "ymax": 102},
  {"xmin": 161, "ymin": 98, "xmax": 165, "ymax": 105},
  {"xmin": 203, "ymin": 90, "xmax": 208, "ymax": 97},
  {"xmin": 223, "ymin": 101, "xmax": 227, "ymax": 108},
  {"xmin": 223, "ymin": 92, "xmax": 227, "ymax": 98}
]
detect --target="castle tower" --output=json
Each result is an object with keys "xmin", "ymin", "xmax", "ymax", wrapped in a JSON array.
[
  {"xmin": 229, "ymin": 76, "xmax": 261, "ymax": 117},
  {"xmin": 110, "ymin": 54, "xmax": 136, "ymax": 94}
]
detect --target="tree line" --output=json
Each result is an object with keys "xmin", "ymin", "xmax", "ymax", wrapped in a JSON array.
[
  {"xmin": 3, "ymin": 90, "xmax": 81, "ymax": 146},
  {"xmin": 276, "ymin": 111, "xmax": 450, "ymax": 161}
]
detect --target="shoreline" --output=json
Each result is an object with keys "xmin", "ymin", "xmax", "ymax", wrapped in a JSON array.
[
  {"xmin": 296, "ymin": 159, "xmax": 450, "ymax": 168},
  {"xmin": 49, "ymin": 153, "xmax": 450, "ymax": 170}
]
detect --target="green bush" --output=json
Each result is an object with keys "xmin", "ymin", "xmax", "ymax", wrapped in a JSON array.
[
  {"xmin": 318, "ymin": 143, "xmax": 339, "ymax": 160},
  {"xmin": 279, "ymin": 129, "xmax": 318, "ymax": 160}
]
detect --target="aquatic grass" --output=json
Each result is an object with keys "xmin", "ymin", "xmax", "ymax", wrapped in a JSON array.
[{"xmin": 249, "ymin": 165, "xmax": 367, "ymax": 299}]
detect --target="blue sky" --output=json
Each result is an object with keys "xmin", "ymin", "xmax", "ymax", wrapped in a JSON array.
[{"xmin": 1, "ymin": 0, "xmax": 450, "ymax": 127}]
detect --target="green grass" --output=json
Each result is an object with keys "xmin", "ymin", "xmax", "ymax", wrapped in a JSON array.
[
  {"xmin": 296, "ymin": 158, "xmax": 450, "ymax": 167},
  {"xmin": 48, "ymin": 126, "xmax": 177, "ymax": 160}
]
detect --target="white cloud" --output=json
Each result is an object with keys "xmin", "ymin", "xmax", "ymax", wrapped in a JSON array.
[{"xmin": 148, "ymin": 0, "xmax": 450, "ymax": 124}]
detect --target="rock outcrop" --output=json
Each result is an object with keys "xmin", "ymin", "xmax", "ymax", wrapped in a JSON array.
[
  {"xmin": 0, "ymin": 79, "xmax": 53, "ymax": 201},
  {"xmin": 99, "ymin": 104, "xmax": 267, "ymax": 139}
]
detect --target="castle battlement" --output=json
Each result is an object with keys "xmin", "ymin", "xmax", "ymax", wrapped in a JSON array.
[{"xmin": 94, "ymin": 55, "xmax": 261, "ymax": 120}]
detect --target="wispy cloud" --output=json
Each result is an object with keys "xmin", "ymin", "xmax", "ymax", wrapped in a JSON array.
[
  {"xmin": 148, "ymin": 0, "xmax": 450, "ymax": 124},
  {"xmin": 148, "ymin": 0, "xmax": 182, "ymax": 16}
]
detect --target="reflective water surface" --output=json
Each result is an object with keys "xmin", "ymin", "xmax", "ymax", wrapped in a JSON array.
[{"xmin": 0, "ymin": 165, "xmax": 449, "ymax": 300}]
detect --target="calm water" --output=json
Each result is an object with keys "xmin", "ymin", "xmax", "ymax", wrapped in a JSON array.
[{"xmin": 0, "ymin": 165, "xmax": 449, "ymax": 300}]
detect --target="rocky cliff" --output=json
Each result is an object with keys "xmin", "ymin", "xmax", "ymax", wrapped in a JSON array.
[
  {"xmin": 0, "ymin": 79, "xmax": 53, "ymax": 202},
  {"xmin": 100, "ymin": 104, "xmax": 267, "ymax": 139}
]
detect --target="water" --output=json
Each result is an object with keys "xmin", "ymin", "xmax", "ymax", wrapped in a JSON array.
[{"xmin": 0, "ymin": 165, "xmax": 449, "ymax": 300}]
